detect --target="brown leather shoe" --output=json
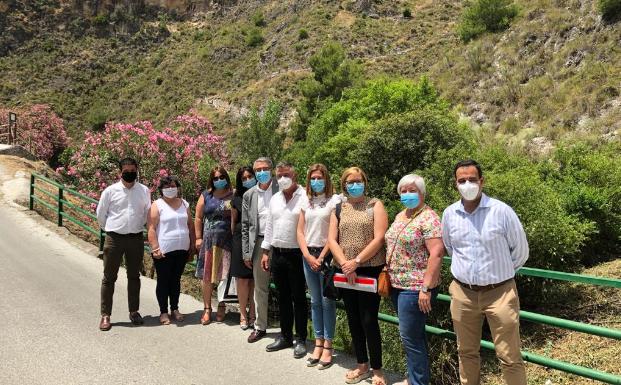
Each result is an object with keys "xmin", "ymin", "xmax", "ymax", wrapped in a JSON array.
[
  {"xmin": 99, "ymin": 315, "xmax": 111, "ymax": 331},
  {"xmin": 247, "ymin": 329, "xmax": 266, "ymax": 343}
]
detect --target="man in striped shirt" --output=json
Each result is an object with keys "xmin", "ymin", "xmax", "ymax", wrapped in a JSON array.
[{"xmin": 442, "ymin": 159, "xmax": 529, "ymax": 385}]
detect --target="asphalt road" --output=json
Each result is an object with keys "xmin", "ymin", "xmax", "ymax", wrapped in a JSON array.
[{"xmin": 0, "ymin": 200, "xmax": 399, "ymax": 385}]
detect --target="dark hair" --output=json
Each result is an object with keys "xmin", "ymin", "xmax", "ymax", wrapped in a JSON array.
[
  {"xmin": 118, "ymin": 157, "xmax": 138, "ymax": 171},
  {"xmin": 454, "ymin": 159, "xmax": 483, "ymax": 179},
  {"xmin": 235, "ymin": 166, "xmax": 255, "ymax": 197},
  {"xmin": 207, "ymin": 166, "xmax": 232, "ymax": 193},
  {"xmin": 158, "ymin": 175, "xmax": 181, "ymax": 196}
]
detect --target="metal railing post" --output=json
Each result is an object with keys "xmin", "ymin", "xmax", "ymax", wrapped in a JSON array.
[
  {"xmin": 29, "ymin": 174, "xmax": 35, "ymax": 210},
  {"xmin": 58, "ymin": 186, "xmax": 64, "ymax": 227}
]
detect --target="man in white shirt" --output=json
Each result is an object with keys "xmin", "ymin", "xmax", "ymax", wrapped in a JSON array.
[
  {"xmin": 96, "ymin": 157, "xmax": 151, "ymax": 331},
  {"xmin": 442, "ymin": 159, "xmax": 529, "ymax": 385},
  {"xmin": 261, "ymin": 162, "xmax": 309, "ymax": 359},
  {"xmin": 242, "ymin": 157, "xmax": 279, "ymax": 343}
]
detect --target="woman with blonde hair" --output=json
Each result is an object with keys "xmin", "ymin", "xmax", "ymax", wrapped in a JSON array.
[
  {"xmin": 195, "ymin": 166, "xmax": 234, "ymax": 325},
  {"xmin": 296, "ymin": 163, "xmax": 340, "ymax": 369},
  {"xmin": 328, "ymin": 167, "xmax": 388, "ymax": 385}
]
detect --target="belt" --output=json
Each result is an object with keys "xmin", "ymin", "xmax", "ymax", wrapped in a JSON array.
[
  {"xmin": 453, "ymin": 277, "xmax": 513, "ymax": 291},
  {"xmin": 272, "ymin": 247, "xmax": 300, "ymax": 254},
  {"xmin": 106, "ymin": 231, "xmax": 143, "ymax": 237}
]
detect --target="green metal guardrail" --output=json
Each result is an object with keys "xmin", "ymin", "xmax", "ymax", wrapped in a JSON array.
[{"xmin": 29, "ymin": 173, "xmax": 621, "ymax": 384}]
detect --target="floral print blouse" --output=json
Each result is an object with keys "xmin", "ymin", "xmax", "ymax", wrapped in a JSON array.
[{"xmin": 385, "ymin": 205, "xmax": 442, "ymax": 291}]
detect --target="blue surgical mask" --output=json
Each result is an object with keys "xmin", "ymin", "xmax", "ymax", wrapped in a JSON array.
[
  {"xmin": 310, "ymin": 179, "xmax": 325, "ymax": 193},
  {"xmin": 242, "ymin": 178, "xmax": 257, "ymax": 189},
  {"xmin": 346, "ymin": 182, "xmax": 365, "ymax": 198},
  {"xmin": 400, "ymin": 192, "xmax": 420, "ymax": 209},
  {"xmin": 255, "ymin": 170, "xmax": 271, "ymax": 184},
  {"xmin": 213, "ymin": 179, "xmax": 228, "ymax": 190}
]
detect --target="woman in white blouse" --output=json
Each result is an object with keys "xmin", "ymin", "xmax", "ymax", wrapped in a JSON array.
[
  {"xmin": 296, "ymin": 163, "xmax": 340, "ymax": 370},
  {"xmin": 147, "ymin": 176, "xmax": 196, "ymax": 325}
]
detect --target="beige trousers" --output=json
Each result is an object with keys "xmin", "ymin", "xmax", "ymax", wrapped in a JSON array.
[
  {"xmin": 252, "ymin": 236, "xmax": 271, "ymax": 331},
  {"xmin": 449, "ymin": 279, "xmax": 527, "ymax": 385}
]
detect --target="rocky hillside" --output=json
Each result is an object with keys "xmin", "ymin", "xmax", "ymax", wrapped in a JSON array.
[{"xmin": 0, "ymin": 0, "xmax": 620, "ymax": 146}]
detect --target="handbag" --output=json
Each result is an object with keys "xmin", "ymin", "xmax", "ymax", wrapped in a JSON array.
[
  {"xmin": 380, "ymin": 214, "xmax": 417, "ymax": 298},
  {"xmin": 321, "ymin": 203, "xmax": 342, "ymax": 300}
]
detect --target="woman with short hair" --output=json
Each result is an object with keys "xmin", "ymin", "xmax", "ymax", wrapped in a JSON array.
[
  {"xmin": 385, "ymin": 174, "xmax": 444, "ymax": 385},
  {"xmin": 147, "ymin": 175, "xmax": 196, "ymax": 325},
  {"xmin": 195, "ymin": 166, "xmax": 234, "ymax": 325},
  {"xmin": 296, "ymin": 163, "xmax": 340, "ymax": 369},
  {"xmin": 328, "ymin": 167, "xmax": 388, "ymax": 385}
]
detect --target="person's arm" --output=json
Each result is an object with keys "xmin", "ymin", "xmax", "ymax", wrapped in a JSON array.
[
  {"xmin": 297, "ymin": 209, "xmax": 321, "ymax": 271},
  {"xmin": 143, "ymin": 186, "xmax": 151, "ymax": 226},
  {"xmin": 194, "ymin": 194, "xmax": 205, "ymax": 251},
  {"xmin": 147, "ymin": 202, "xmax": 162, "ymax": 258},
  {"xmin": 505, "ymin": 207, "xmax": 529, "ymax": 270},
  {"xmin": 241, "ymin": 192, "xmax": 251, "ymax": 263},
  {"xmin": 187, "ymin": 205, "xmax": 197, "ymax": 260},
  {"xmin": 327, "ymin": 210, "xmax": 345, "ymax": 265},
  {"xmin": 96, "ymin": 188, "xmax": 110, "ymax": 230},
  {"xmin": 418, "ymin": 237, "xmax": 444, "ymax": 314},
  {"xmin": 231, "ymin": 206, "xmax": 238, "ymax": 235},
  {"xmin": 441, "ymin": 210, "xmax": 453, "ymax": 257},
  {"xmin": 260, "ymin": 203, "xmax": 273, "ymax": 272},
  {"xmin": 341, "ymin": 200, "xmax": 389, "ymax": 275}
]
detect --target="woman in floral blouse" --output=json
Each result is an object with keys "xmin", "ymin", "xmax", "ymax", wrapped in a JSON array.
[{"xmin": 385, "ymin": 174, "xmax": 444, "ymax": 385}]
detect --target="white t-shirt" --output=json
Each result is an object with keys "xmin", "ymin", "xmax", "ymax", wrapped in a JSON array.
[
  {"xmin": 302, "ymin": 194, "xmax": 341, "ymax": 248},
  {"xmin": 257, "ymin": 184, "xmax": 273, "ymax": 236},
  {"xmin": 155, "ymin": 198, "xmax": 190, "ymax": 254}
]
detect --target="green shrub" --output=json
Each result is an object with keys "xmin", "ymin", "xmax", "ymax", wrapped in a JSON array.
[
  {"xmin": 598, "ymin": 0, "xmax": 621, "ymax": 22},
  {"xmin": 231, "ymin": 100, "xmax": 283, "ymax": 165},
  {"xmin": 92, "ymin": 14, "xmax": 109, "ymax": 27},
  {"xmin": 251, "ymin": 11, "xmax": 266, "ymax": 27},
  {"xmin": 298, "ymin": 28, "xmax": 309, "ymax": 40},
  {"xmin": 245, "ymin": 27, "xmax": 264, "ymax": 47},
  {"xmin": 403, "ymin": 8, "xmax": 412, "ymax": 18},
  {"xmin": 457, "ymin": 0, "xmax": 518, "ymax": 42}
]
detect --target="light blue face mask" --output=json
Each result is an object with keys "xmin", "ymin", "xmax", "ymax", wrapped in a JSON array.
[
  {"xmin": 213, "ymin": 179, "xmax": 228, "ymax": 190},
  {"xmin": 400, "ymin": 192, "xmax": 420, "ymax": 209},
  {"xmin": 310, "ymin": 179, "xmax": 325, "ymax": 193},
  {"xmin": 346, "ymin": 182, "xmax": 365, "ymax": 198},
  {"xmin": 255, "ymin": 170, "xmax": 271, "ymax": 184},
  {"xmin": 242, "ymin": 178, "xmax": 257, "ymax": 189}
]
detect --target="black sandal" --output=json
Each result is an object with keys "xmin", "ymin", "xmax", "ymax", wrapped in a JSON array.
[
  {"xmin": 318, "ymin": 347, "xmax": 334, "ymax": 370},
  {"xmin": 306, "ymin": 345, "xmax": 324, "ymax": 367}
]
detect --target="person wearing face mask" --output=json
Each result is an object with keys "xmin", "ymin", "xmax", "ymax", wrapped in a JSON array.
[
  {"xmin": 442, "ymin": 160, "xmax": 529, "ymax": 385},
  {"xmin": 328, "ymin": 167, "xmax": 388, "ymax": 385},
  {"xmin": 96, "ymin": 157, "xmax": 151, "ymax": 331},
  {"xmin": 194, "ymin": 166, "xmax": 234, "ymax": 325},
  {"xmin": 261, "ymin": 161, "xmax": 310, "ymax": 359},
  {"xmin": 147, "ymin": 176, "xmax": 196, "ymax": 325},
  {"xmin": 241, "ymin": 157, "xmax": 279, "ymax": 343},
  {"xmin": 230, "ymin": 166, "xmax": 257, "ymax": 330},
  {"xmin": 385, "ymin": 174, "xmax": 444, "ymax": 385},
  {"xmin": 296, "ymin": 163, "xmax": 340, "ymax": 369}
]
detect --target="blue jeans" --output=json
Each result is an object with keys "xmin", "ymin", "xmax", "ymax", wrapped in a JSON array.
[
  {"xmin": 303, "ymin": 256, "xmax": 336, "ymax": 340},
  {"xmin": 391, "ymin": 288, "xmax": 438, "ymax": 385}
]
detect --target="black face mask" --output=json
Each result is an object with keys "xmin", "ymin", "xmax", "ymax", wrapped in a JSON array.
[{"xmin": 121, "ymin": 171, "xmax": 137, "ymax": 183}]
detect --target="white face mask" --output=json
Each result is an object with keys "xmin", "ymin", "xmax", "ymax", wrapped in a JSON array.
[
  {"xmin": 162, "ymin": 187, "xmax": 178, "ymax": 199},
  {"xmin": 457, "ymin": 181, "xmax": 479, "ymax": 201},
  {"xmin": 277, "ymin": 176, "xmax": 293, "ymax": 191}
]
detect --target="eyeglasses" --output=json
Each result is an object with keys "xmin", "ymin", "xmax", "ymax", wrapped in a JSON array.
[{"xmin": 345, "ymin": 180, "xmax": 363, "ymax": 186}]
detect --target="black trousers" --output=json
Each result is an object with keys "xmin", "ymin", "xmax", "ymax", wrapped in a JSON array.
[
  {"xmin": 153, "ymin": 249, "xmax": 188, "ymax": 314},
  {"xmin": 271, "ymin": 248, "xmax": 308, "ymax": 341},
  {"xmin": 340, "ymin": 265, "xmax": 384, "ymax": 369}
]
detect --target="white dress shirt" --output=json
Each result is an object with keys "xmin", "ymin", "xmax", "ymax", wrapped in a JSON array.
[
  {"xmin": 96, "ymin": 181, "xmax": 151, "ymax": 234},
  {"xmin": 442, "ymin": 194, "xmax": 529, "ymax": 285},
  {"xmin": 257, "ymin": 183, "xmax": 273, "ymax": 236},
  {"xmin": 261, "ymin": 185, "xmax": 308, "ymax": 250},
  {"xmin": 302, "ymin": 194, "xmax": 341, "ymax": 248}
]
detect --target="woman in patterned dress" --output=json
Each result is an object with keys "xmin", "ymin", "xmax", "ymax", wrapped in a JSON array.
[
  {"xmin": 194, "ymin": 166, "xmax": 234, "ymax": 325},
  {"xmin": 384, "ymin": 174, "xmax": 444, "ymax": 385}
]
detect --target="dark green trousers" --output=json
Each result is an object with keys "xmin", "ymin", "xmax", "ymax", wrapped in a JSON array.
[{"xmin": 100, "ymin": 232, "xmax": 143, "ymax": 316}]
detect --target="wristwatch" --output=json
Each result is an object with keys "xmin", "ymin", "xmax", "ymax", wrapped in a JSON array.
[
  {"xmin": 421, "ymin": 285, "xmax": 429, "ymax": 293},
  {"xmin": 354, "ymin": 256, "xmax": 362, "ymax": 265}
]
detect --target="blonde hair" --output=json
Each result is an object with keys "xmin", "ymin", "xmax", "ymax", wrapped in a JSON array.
[
  {"xmin": 340, "ymin": 167, "xmax": 369, "ymax": 196},
  {"xmin": 305, "ymin": 163, "xmax": 333, "ymax": 197}
]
